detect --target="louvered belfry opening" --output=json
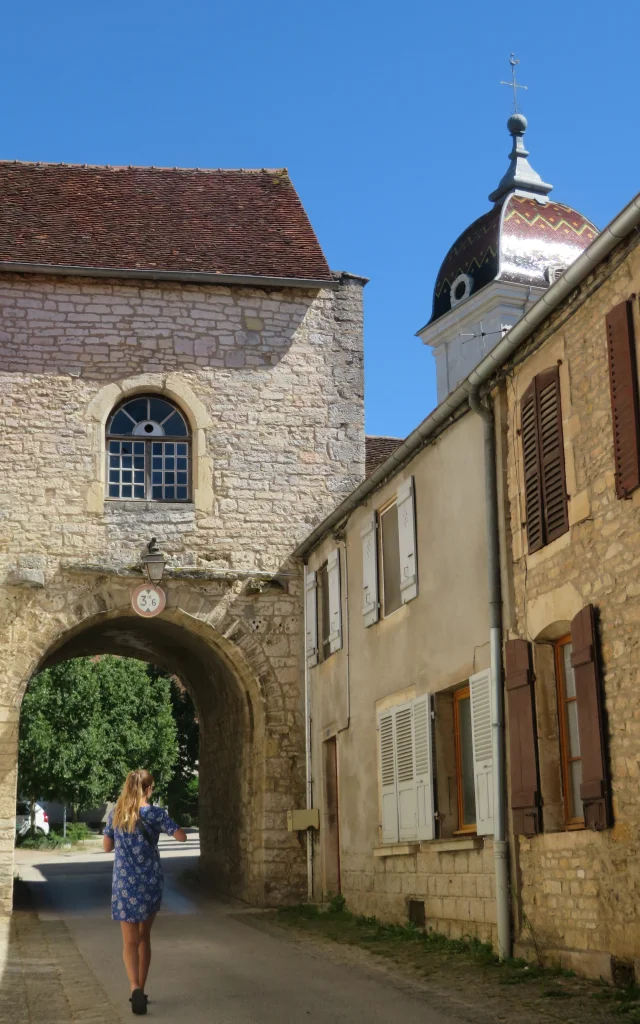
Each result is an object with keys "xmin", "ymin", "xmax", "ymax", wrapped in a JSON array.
[
  {"xmin": 520, "ymin": 367, "xmax": 569, "ymax": 553},
  {"xmin": 605, "ymin": 299, "xmax": 640, "ymax": 499}
]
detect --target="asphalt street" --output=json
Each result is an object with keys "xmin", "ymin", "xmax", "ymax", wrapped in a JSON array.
[{"xmin": 10, "ymin": 834, "xmax": 467, "ymax": 1024}]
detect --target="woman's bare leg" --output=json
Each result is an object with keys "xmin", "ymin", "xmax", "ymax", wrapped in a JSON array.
[
  {"xmin": 138, "ymin": 914, "xmax": 156, "ymax": 992},
  {"xmin": 120, "ymin": 922, "xmax": 141, "ymax": 992}
]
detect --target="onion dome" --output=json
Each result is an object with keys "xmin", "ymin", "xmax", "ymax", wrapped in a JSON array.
[{"xmin": 429, "ymin": 115, "xmax": 598, "ymax": 325}]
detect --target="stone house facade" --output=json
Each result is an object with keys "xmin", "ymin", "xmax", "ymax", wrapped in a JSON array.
[
  {"xmin": 499, "ymin": 220, "xmax": 640, "ymax": 979},
  {"xmin": 300, "ymin": 411, "xmax": 500, "ymax": 943},
  {"xmin": 0, "ymin": 162, "xmax": 365, "ymax": 914}
]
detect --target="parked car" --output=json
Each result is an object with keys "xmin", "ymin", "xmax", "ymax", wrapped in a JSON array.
[{"xmin": 16, "ymin": 800, "xmax": 50, "ymax": 836}]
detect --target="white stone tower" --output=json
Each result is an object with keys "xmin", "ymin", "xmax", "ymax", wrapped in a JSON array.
[{"xmin": 418, "ymin": 115, "xmax": 598, "ymax": 403}]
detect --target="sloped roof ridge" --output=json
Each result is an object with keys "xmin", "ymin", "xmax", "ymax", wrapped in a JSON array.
[{"xmin": 0, "ymin": 159, "xmax": 288, "ymax": 174}]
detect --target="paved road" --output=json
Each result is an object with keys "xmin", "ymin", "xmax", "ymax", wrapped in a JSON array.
[{"xmin": 9, "ymin": 834, "xmax": 467, "ymax": 1024}]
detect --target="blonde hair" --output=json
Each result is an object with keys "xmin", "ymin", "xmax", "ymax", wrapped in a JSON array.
[{"xmin": 113, "ymin": 769, "xmax": 154, "ymax": 832}]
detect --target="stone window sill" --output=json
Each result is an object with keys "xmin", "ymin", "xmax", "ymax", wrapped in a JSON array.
[
  {"xmin": 373, "ymin": 843, "xmax": 420, "ymax": 858},
  {"xmin": 105, "ymin": 501, "xmax": 196, "ymax": 512},
  {"xmin": 420, "ymin": 837, "xmax": 484, "ymax": 853},
  {"xmin": 373, "ymin": 836, "xmax": 485, "ymax": 858}
]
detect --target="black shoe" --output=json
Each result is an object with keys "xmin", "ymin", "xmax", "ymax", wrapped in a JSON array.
[{"xmin": 130, "ymin": 988, "xmax": 147, "ymax": 1015}]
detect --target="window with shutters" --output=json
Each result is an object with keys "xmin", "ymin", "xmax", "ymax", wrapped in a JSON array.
[
  {"xmin": 453, "ymin": 687, "xmax": 477, "ymax": 833},
  {"xmin": 605, "ymin": 300, "xmax": 640, "ymax": 498},
  {"xmin": 377, "ymin": 696, "xmax": 434, "ymax": 844},
  {"xmin": 379, "ymin": 499, "xmax": 402, "ymax": 617},
  {"xmin": 555, "ymin": 635, "xmax": 584, "ymax": 828},
  {"xmin": 310, "ymin": 549, "xmax": 342, "ymax": 665},
  {"xmin": 520, "ymin": 368, "xmax": 569, "ymax": 553},
  {"xmin": 430, "ymin": 679, "xmax": 495, "ymax": 839},
  {"xmin": 317, "ymin": 562, "xmax": 331, "ymax": 663}
]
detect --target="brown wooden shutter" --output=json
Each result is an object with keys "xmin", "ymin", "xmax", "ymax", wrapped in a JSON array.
[
  {"xmin": 536, "ymin": 367, "xmax": 569, "ymax": 543},
  {"xmin": 521, "ymin": 381, "xmax": 544, "ymax": 553},
  {"xmin": 571, "ymin": 605, "xmax": 610, "ymax": 831},
  {"xmin": 505, "ymin": 639, "xmax": 541, "ymax": 836},
  {"xmin": 520, "ymin": 369, "xmax": 569, "ymax": 552},
  {"xmin": 606, "ymin": 300, "xmax": 640, "ymax": 499}
]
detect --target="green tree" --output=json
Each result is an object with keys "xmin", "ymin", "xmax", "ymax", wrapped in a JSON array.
[
  {"xmin": 154, "ymin": 671, "xmax": 199, "ymax": 823},
  {"xmin": 94, "ymin": 657, "xmax": 179, "ymax": 800},
  {"xmin": 18, "ymin": 656, "xmax": 179, "ymax": 822}
]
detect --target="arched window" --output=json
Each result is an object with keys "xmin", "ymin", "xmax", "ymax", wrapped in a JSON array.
[{"xmin": 106, "ymin": 395, "xmax": 191, "ymax": 501}]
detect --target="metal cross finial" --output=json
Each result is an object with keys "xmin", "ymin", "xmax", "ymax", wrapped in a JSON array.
[{"xmin": 500, "ymin": 53, "xmax": 528, "ymax": 113}]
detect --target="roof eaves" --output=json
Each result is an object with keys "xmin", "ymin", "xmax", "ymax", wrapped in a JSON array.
[{"xmin": 0, "ymin": 260, "xmax": 338, "ymax": 290}]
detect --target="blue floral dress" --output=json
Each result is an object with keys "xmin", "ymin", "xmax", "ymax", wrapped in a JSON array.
[{"xmin": 104, "ymin": 804, "xmax": 179, "ymax": 923}]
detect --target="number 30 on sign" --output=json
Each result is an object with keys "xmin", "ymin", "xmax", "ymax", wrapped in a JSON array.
[{"xmin": 131, "ymin": 584, "xmax": 166, "ymax": 618}]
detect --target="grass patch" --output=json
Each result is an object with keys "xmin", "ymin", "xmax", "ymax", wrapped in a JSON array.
[
  {"xmin": 276, "ymin": 902, "xmax": 499, "ymax": 970},
  {"xmin": 272, "ymin": 900, "xmax": 630, "ymax": 1021}
]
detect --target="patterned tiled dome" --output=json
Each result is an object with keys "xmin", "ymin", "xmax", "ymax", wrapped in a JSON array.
[{"xmin": 429, "ymin": 116, "xmax": 598, "ymax": 325}]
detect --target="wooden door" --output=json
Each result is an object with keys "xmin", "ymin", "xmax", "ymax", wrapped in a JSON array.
[{"xmin": 324, "ymin": 737, "xmax": 341, "ymax": 897}]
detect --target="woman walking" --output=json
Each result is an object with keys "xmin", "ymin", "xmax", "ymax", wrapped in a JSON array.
[{"xmin": 103, "ymin": 769, "xmax": 187, "ymax": 1015}]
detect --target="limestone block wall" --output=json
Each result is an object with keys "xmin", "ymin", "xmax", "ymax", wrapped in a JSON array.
[
  {"xmin": 0, "ymin": 271, "xmax": 365, "ymax": 570},
  {"xmin": 339, "ymin": 841, "xmax": 497, "ymax": 944},
  {"xmin": 502, "ymin": 233, "xmax": 640, "ymax": 974},
  {"xmin": 0, "ymin": 269, "xmax": 365, "ymax": 913}
]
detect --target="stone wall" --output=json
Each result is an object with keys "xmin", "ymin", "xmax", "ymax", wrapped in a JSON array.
[
  {"xmin": 0, "ymin": 269, "xmax": 365, "ymax": 913},
  {"xmin": 339, "ymin": 840, "xmax": 497, "ymax": 944},
  {"xmin": 0, "ymin": 271, "xmax": 365, "ymax": 570},
  {"xmin": 502, "ymin": 232, "xmax": 640, "ymax": 976}
]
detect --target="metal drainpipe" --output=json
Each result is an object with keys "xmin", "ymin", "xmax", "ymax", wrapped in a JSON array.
[
  {"xmin": 336, "ymin": 537, "xmax": 351, "ymax": 734},
  {"xmin": 303, "ymin": 564, "xmax": 314, "ymax": 902},
  {"xmin": 468, "ymin": 388, "xmax": 511, "ymax": 960}
]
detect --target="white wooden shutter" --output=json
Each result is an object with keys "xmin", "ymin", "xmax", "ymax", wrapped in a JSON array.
[
  {"xmin": 305, "ymin": 569, "xmax": 318, "ymax": 668},
  {"xmin": 413, "ymin": 695, "xmax": 435, "ymax": 840},
  {"xmin": 327, "ymin": 548, "xmax": 342, "ymax": 654},
  {"xmin": 378, "ymin": 710, "xmax": 398, "ymax": 843},
  {"xmin": 469, "ymin": 669, "xmax": 494, "ymax": 836},
  {"xmin": 397, "ymin": 477, "xmax": 418, "ymax": 603},
  {"xmin": 395, "ymin": 702, "xmax": 418, "ymax": 841},
  {"xmin": 361, "ymin": 512, "xmax": 379, "ymax": 627}
]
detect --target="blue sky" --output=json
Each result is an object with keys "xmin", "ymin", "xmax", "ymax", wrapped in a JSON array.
[{"xmin": 3, "ymin": 0, "xmax": 638, "ymax": 438}]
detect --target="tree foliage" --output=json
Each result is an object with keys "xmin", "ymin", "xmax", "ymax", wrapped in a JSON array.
[
  {"xmin": 157, "ymin": 671, "xmax": 199, "ymax": 823},
  {"xmin": 19, "ymin": 656, "xmax": 180, "ymax": 816}
]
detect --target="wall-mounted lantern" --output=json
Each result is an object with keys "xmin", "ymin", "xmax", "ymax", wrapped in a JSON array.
[{"xmin": 141, "ymin": 537, "xmax": 166, "ymax": 584}]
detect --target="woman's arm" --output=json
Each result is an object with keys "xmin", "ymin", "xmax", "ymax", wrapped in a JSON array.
[
  {"xmin": 103, "ymin": 834, "xmax": 114, "ymax": 853},
  {"xmin": 173, "ymin": 827, "xmax": 187, "ymax": 843}
]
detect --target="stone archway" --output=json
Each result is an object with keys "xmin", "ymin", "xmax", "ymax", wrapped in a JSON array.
[{"xmin": 0, "ymin": 578, "xmax": 306, "ymax": 915}]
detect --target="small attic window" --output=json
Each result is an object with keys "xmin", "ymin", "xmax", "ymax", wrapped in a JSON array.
[{"xmin": 450, "ymin": 273, "xmax": 472, "ymax": 309}]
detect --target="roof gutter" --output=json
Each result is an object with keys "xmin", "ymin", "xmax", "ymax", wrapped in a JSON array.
[
  {"xmin": 296, "ymin": 189, "xmax": 640, "ymax": 558},
  {"xmin": 0, "ymin": 260, "xmax": 338, "ymax": 291}
]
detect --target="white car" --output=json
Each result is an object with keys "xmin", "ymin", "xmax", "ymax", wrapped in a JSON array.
[{"xmin": 16, "ymin": 800, "xmax": 50, "ymax": 836}]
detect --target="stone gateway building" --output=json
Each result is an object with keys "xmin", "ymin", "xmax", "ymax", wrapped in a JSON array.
[{"xmin": 0, "ymin": 162, "xmax": 366, "ymax": 913}]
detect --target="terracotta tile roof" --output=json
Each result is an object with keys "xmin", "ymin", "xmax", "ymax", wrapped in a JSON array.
[
  {"xmin": 0, "ymin": 162, "xmax": 332, "ymax": 283},
  {"xmin": 365, "ymin": 435, "xmax": 403, "ymax": 477}
]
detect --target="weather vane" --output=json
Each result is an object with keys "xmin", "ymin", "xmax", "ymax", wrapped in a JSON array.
[{"xmin": 500, "ymin": 53, "xmax": 528, "ymax": 114}]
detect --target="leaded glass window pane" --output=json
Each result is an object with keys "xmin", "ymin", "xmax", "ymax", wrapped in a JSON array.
[
  {"xmin": 149, "ymin": 397, "xmax": 175, "ymax": 423},
  {"xmin": 107, "ymin": 396, "xmax": 191, "ymax": 501},
  {"xmin": 162, "ymin": 411, "xmax": 188, "ymax": 436},
  {"xmin": 109, "ymin": 410, "xmax": 135, "ymax": 435},
  {"xmin": 123, "ymin": 397, "xmax": 149, "ymax": 423}
]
